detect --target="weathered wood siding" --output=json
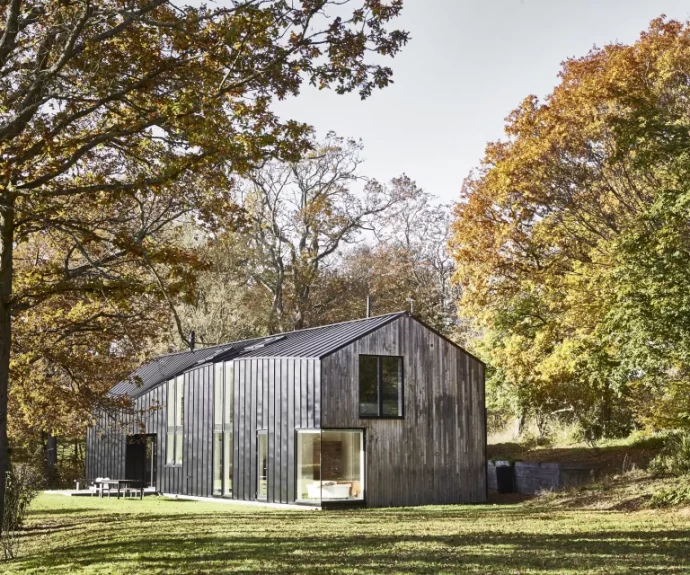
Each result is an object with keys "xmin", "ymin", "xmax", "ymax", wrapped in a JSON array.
[
  {"xmin": 178, "ymin": 364, "xmax": 214, "ymax": 497},
  {"xmin": 231, "ymin": 357, "xmax": 320, "ymax": 503},
  {"xmin": 85, "ymin": 409, "xmax": 127, "ymax": 480},
  {"xmin": 321, "ymin": 315, "xmax": 487, "ymax": 507},
  {"xmin": 86, "ymin": 315, "xmax": 485, "ymax": 508},
  {"xmin": 85, "ymin": 364, "xmax": 214, "ymax": 497}
]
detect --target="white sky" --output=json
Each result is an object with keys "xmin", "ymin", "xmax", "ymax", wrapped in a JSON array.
[{"xmin": 194, "ymin": 1, "xmax": 690, "ymax": 204}]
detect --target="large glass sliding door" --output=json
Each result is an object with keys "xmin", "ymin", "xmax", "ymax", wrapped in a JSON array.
[
  {"xmin": 213, "ymin": 362, "xmax": 234, "ymax": 497},
  {"xmin": 296, "ymin": 429, "xmax": 364, "ymax": 503}
]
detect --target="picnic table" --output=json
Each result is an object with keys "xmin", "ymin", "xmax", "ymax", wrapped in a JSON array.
[{"xmin": 94, "ymin": 478, "xmax": 145, "ymax": 500}]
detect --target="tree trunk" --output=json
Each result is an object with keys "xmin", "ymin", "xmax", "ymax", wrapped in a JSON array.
[
  {"xmin": 0, "ymin": 193, "xmax": 15, "ymax": 538},
  {"xmin": 268, "ymin": 281, "xmax": 284, "ymax": 334},
  {"xmin": 43, "ymin": 434, "xmax": 58, "ymax": 487}
]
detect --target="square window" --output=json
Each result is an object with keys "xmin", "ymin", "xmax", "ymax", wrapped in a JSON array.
[{"xmin": 296, "ymin": 430, "xmax": 364, "ymax": 502}]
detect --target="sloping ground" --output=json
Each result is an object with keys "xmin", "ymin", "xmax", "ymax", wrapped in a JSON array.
[
  {"xmin": 487, "ymin": 435, "xmax": 665, "ymax": 476},
  {"xmin": 4, "ymin": 494, "xmax": 690, "ymax": 575},
  {"xmin": 488, "ymin": 435, "xmax": 690, "ymax": 511},
  {"xmin": 526, "ymin": 471, "xmax": 690, "ymax": 512}
]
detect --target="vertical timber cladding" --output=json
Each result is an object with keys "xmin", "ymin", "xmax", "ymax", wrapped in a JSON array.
[
  {"xmin": 232, "ymin": 356, "xmax": 320, "ymax": 503},
  {"xmin": 85, "ymin": 409, "xmax": 126, "ymax": 480},
  {"xmin": 138, "ymin": 377, "xmax": 182, "ymax": 494},
  {"xmin": 84, "ymin": 382, "xmax": 168, "ymax": 485},
  {"xmin": 84, "ymin": 364, "xmax": 215, "ymax": 496},
  {"xmin": 321, "ymin": 315, "xmax": 487, "ymax": 507},
  {"xmin": 131, "ymin": 382, "xmax": 166, "ymax": 492},
  {"xmin": 180, "ymin": 364, "xmax": 214, "ymax": 497}
]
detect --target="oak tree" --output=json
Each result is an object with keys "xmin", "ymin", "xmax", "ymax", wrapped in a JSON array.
[
  {"xmin": 215, "ymin": 134, "xmax": 417, "ymax": 333},
  {"xmin": 0, "ymin": 0, "xmax": 407, "ymax": 527}
]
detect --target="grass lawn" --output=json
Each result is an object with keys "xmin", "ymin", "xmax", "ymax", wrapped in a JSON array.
[{"xmin": 4, "ymin": 493, "xmax": 690, "ymax": 574}]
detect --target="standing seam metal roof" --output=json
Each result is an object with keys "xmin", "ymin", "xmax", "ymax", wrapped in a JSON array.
[
  {"xmin": 109, "ymin": 312, "xmax": 406, "ymax": 398},
  {"xmin": 232, "ymin": 311, "xmax": 405, "ymax": 359},
  {"xmin": 108, "ymin": 337, "xmax": 265, "ymax": 399}
]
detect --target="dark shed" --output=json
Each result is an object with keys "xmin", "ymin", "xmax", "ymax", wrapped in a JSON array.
[{"xmin": 85, "ymin": 312, "xmax": 487, "ymax": 507}]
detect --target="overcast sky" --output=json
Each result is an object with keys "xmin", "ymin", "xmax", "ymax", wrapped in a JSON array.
[{"xmin": 196, "ymin": 1, "xmax": 690, "ymax": 204}]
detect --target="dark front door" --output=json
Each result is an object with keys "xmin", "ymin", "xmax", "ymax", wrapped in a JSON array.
[{"xmin": 126, "ymin": 434, "xmax": 157, "ymax": 488}]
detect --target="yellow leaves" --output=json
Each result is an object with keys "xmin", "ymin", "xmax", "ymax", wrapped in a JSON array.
[
  {"xmin": 4, "ymin": 0, "xmax": 410, "ymax": 448},
  {"xmin": 450, "ymin": 17, "xmax": 690, "ymax": 430}
]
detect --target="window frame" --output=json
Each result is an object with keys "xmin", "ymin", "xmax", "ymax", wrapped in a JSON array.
[
  {"xmin": 358, "ymin": 354, "xmax": 404, "ymax": 419},
  {"xmin": 213, "ymin": 362, "xmax": 234, "ymax": 497},
  {"xmin": 166, "ymin": 375, "xmax": 185, "ymax": 467},
  {"xmin": 294, "ymin": 428, "xmax": 366, "ymax": 505},
  {"xmin": 257, "ymin": 430, "xmax": 268, "ymax": 500}
]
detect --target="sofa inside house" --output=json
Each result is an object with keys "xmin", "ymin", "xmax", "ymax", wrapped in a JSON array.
[{"xmin": 307, "ymin": 481, "xmax": 352, "ymax": 499}]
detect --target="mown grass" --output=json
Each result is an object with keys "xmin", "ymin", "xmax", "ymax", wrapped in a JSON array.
[{"xmin": 4, "ymin": 493, "xmax": 690, "ymax": 574}]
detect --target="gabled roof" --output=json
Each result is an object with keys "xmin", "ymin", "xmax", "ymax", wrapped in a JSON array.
[
  {"xmin": 109, "ymin": 312, "xmax": 406, "ymax": 398},
  {"xmin": 108, "ymin": 337, "xmax": 265, "ymax": 399},
  {"xmin": 226, "ymin": 311, "xmax": 406, "ymax": 360}
]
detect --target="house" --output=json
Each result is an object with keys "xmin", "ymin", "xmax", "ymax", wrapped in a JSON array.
[{"xmin": 85, "ymin": 312, "xmax": 487, "ymax": 508}]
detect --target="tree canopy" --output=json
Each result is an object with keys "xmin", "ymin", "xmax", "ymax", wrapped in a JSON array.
[
  {"xmin": 177, "ymin": 134, "xmax": 459, "ymax": 344},
  {"xmin": 0, "ymin": 0, "xmax": 408, "ymax": 526},
  {"xmin": 450, "ymin": 17, "xmax": 690, "ymax": 437}
]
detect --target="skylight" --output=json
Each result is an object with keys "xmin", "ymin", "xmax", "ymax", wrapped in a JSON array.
[{"xmin": 244, "ymin": 335, "xmax": 287, "ymax": 351}]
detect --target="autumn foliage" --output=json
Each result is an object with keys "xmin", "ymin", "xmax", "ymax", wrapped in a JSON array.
[
  {"xmin": 451, "ymin": 17, "xmax": 690, "ymax": 437},
  {"xmin": 0, "ymin": 0, "xmax": 408, "ymax": 518}
]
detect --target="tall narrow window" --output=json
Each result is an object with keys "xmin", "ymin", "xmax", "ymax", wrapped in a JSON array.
[
  {"xmin": 257, "ymin": 431, "xmax": 268, "ymax": 499},
  {"xmin": 213, "ymin": 363, "xmax": 223, "ymax": 495},
  {"xmin": 213, "ymin": 362, "xmax": 234, "ymax": 496},
  {"xmin": 166, "ymin": 381, "xmax": 175, "ymax": 464},
  {"xmin": 166, "ymin": 375, "xmax": 184, "ymax": 465},
  {"xmin": 358, "ymin": 355, "xmax": 403, "ymax": 418},
  {"xmin": 223, "ymin": 362, "xmax": 233, "ymax": 496}
]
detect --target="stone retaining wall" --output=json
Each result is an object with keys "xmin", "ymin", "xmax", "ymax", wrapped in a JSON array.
[{"xmin": 487, "ymin": 461, "xmax": 595, "ymax": 494}]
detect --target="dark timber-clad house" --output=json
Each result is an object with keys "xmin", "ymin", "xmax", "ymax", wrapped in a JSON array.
[{"xmin": 85, "ymin": 312, "xmax": 487, "ymax": 508}]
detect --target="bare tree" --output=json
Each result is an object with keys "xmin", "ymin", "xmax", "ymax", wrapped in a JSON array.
[
  {"xmin": 230, "ymin": 134, "xmax": 418, "ymax": 331},
  {"xmin": 375, "ymin": 189, "xmax": 460, "ymax": 327}
]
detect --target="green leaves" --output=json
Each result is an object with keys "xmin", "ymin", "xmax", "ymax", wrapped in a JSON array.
[
  {"xmin": 0, "ymin": 0, "xmax": 408, "ymax": 444},
  {"xmin": 451, "ymin": 17, "xmax": 690, "ymax": 437}
]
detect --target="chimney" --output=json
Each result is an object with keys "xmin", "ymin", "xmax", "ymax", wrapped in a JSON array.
[
  {"xmin": 189, "ymin": 330, "xmax": 196, "ymax": 352},
  {"xmin": 366, "ymin": 295, "xmax": 371, "ymax": 318}
]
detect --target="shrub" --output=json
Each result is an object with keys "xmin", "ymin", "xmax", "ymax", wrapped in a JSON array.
[
  {"xmin": 1, "ymin": 464, "xmax": 42, "ymax": 560},
  {"xmin": 649, "ymin": 434, "xmax": 690, "ymax": 477},
  {"xmin": 650, "ymin": 479, "xmax": 690, "ymax": 508}
]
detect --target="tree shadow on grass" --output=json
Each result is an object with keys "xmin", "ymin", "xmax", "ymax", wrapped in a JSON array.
[
  {"xmin": 28, "ymin": 506, "xmax": 99, "ymax": 516},
  {"xmin": 12, "ymin": 518, "xmax": 690, "ymax": 574}
]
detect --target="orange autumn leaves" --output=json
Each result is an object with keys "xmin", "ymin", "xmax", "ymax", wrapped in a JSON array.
[{"xmin": 450, "ymin": 18, "xmax": 690, "ymax": 435}]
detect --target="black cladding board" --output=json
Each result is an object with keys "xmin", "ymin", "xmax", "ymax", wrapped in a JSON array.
[{"xmin": 86, "ymin": 314, "xmax": 486, "ymax": 508}]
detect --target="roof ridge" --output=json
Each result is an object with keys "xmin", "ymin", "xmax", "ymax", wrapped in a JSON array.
[
  {"xmin": 152, "ymin": 313, "xmax": 406, "ymax": 362},
  {"xmin": 111, "ymin": 313, "xmax": 409, "ymax": 398},
  {"xmin": 265, "ymin": 311, "xmax": 407, "ymax": 338},
  {"xmin": 148, "ymin": 338, "xmax": 257, "ymax": 361}
]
